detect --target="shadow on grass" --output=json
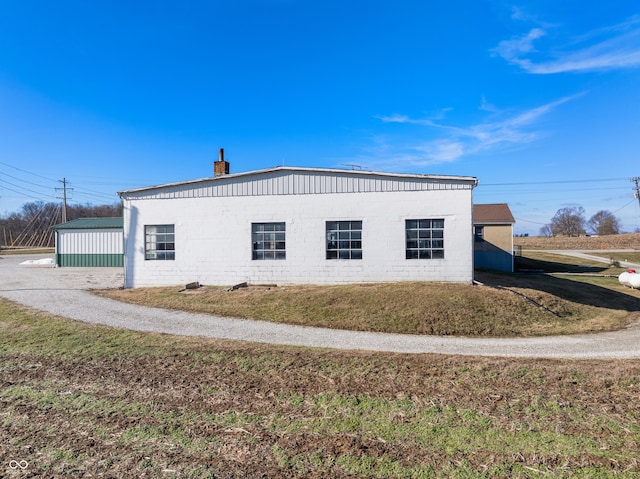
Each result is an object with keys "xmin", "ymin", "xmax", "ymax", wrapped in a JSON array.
[
  {"xmin": 476, "ymin": 257, "xmax": 640, "ymax": 312},
  {"xmin": 515, "ymin": 255, "xmax": 609, "ymax": 274}
]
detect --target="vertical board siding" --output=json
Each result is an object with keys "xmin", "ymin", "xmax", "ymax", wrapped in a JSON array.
[
  {"xmin": 57, "ymin": 229, "xmax": 124, "ymax": 267},
  {"xmin": 58, "ymin": 230, "xmax": 123, "ymax": 254},
  {"xmin": 122, "ymin": 170, "xmax": 476, "ymax": 201},
  {"xmin": 58, "ymin": 253, "xmax": 124, "ymax": 267}
]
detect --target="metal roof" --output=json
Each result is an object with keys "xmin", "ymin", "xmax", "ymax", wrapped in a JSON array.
[
  {"xmin": 51, "ymin": 217, "xmax": 124, "ymax": 230},
  {"xmin": 117, "ymin": 165, "xmax": 478, "ymax": 197}
]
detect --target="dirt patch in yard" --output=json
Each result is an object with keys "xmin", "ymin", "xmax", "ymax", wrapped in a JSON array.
[
  {"xmin": 3, "ymin": 341, "xmax": 640, "ymax": 478},
  {"xmin": 2, "ymin": 300, "xmax": 640, "ymax": 478}
]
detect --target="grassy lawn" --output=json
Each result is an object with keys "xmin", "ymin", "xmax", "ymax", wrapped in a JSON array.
[
  {"xmin": 515, "ymin": 251, "xmax": 625, "ymax": 274},
  {"xmin": 588, "ymin": 252, "xmax": 640, "ymax": 265},
  {"xmin": 1, "ymin": 299, "xmax": 640, "ymax": 478},
  {"xmin": 3, "ymin": 246, "xmax": 640, "ymax": 477},
  {"xmin": 96, "ymin": 266, "xmax": 640, "ymax": 337}
]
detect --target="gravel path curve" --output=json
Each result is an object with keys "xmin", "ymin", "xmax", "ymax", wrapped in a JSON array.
[
  {"xmin": 2, "ymin": 253, "xmax": 640, "ymax": 359},
  {"xmin": 543, "ymin": 249, "xmax": 640, "ymax": 270}
]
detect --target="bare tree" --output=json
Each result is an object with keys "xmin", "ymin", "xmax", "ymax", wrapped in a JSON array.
[
  {"xmin": 67, "ymin": 202, "xmax": 122, "ymax": 221},
  {"xmin": 539, "ymin": 224, "xmax": 553, "ymax": 237},
  {"xmin": 550, "ymin": 206, "xmax": 586, "ymax": 237},
  {"xmin": 0, "ymin": 201, "xmax": 122, "ymax": 248},
  {"xmin": 588, "ymin": 210, "xmax": 621, "ymax": 235}
]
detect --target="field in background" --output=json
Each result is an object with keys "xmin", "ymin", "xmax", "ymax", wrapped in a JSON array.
[{"xmin": 514, "ymin": 233, "xmax": 640, "ymax": 250}]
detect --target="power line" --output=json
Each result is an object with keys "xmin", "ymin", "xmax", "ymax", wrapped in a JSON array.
[
  {"xmin": 0, "ymin": 178, "xmax": 58, "ymax": 200},
  {"xmin": 70, "ymin": 184, "xmax": 118, "ymax": 202},
  {"xmin": 0, "ymin": 160, "xmax": 119, "ymax": 208},
  {"xmin": 0, "ymin": 183, "xmax": 50, "ymax": 202},
  {"xmin": 514, "ymin": 217, "xmax": 547, "ymax": 225},
  {"xmin": 480, "ymin": 177, "xmax": 628, "ymax": 187},
  {"xmin": 611, "ymin": 198, "xmax": 637, "ymax": 215},
  {"xmin": 0, "ymin": 170, "xmax": 56, "ymax": 190},
  {"xmin": 513, "ymin": 198, "xmax": 639, "ymax": 231},
  {"xmin": 0, "ymin": 160, "xmax": 57, "ymax": 182}
]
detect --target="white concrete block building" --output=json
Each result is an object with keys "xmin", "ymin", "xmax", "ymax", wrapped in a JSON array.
[{"xmin": 118, "ymin": 158, "xmax": 478, "ymax": 288}]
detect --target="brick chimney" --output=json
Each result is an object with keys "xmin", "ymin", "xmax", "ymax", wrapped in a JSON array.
[{"xmin": 214, "ymin": 148, "xmax": 230, "ymax": 177}]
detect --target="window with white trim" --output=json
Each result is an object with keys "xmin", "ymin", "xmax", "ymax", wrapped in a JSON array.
[
  {"xmin": 326, "ymin": 220, "xmax": 362, "ymax": 260},
  {"xmin": 405, "ymin": 219, "xmax": 444, "ymax": 259},
  {"xmin": 252, "ymin": 222, "xmax": 286, "ymax": 260},
  {"xmin": 145, "ymin": 224, "xmax": 175, "ymax": 260}
]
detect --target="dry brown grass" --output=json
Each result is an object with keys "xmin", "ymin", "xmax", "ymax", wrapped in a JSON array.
[
  {"xmin": 514, "ymin": 233, "xmax": 640, "ymax": 250},
  {"xmin": 0, "ymin": 247, "xmax": 54, "ymax": 255},
  {"xmin": 591, "ymin": 251, "xmax": 640, "ymax": 264},
  {"xmin": 516, "ymin": 250, "xmax": 624, "ymax": 274},
  {"xmin": 97, "ymin": 272, "xmax": 640, "ymax": 337}
]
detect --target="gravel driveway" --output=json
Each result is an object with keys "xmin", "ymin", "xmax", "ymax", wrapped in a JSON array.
[{"xmin": 2, "ymin": 253, "xmax": 640, "ymax": 359}]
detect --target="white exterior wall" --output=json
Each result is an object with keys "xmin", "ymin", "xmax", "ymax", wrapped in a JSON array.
[
  {"xmin": 58, "ymin": 229, "xmax": 123, "ymax": 254},
  {"xmin": 122, "ymin": 187, "xmax": 474, "ymax": 287}
]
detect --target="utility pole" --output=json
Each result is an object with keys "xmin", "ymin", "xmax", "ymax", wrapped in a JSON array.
[
  {"xmin": 56, "ymin": 178, "xmax": 72, "ymax": 223},
  {"xmin": 633, "ymin": 177, "xmax": 640, "ymax": 210}
]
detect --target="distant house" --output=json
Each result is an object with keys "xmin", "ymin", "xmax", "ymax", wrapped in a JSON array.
[
  {"xmin": 117, "ymin": 155, "xmax": 478, "ymax": 288},
  {"xmin": 51, "ymin": 217, "xmax": 124, "ymax": 267},
  {"xmin": 473, "ymin": 204, "xmax": 515, "ymax": 273}
]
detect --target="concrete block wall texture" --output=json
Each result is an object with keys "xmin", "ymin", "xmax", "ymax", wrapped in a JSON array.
[{"xmin": 122, "ymin": 188, "xmax": 474, "ymax": 288}]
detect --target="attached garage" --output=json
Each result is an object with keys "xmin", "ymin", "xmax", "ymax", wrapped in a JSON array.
[{"xmin": 51, "ymin": 217, "xmax": 124, "ymax": 267}]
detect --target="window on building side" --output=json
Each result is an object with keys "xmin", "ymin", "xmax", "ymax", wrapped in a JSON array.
[
  {"xmin": 326, "ymin": 220, "xmax": 362, "ymax": 260},
  {"xmin": 406, "ymin": 219, "xmax": 444, "ymax": 259},
  {"xmin": 474, "ymin": 226, "xmax": 484, "ymax": 242},
  {"xmin": 252, "ymin": 222, "xmax": 286, "ymax": 260},
  {"xmin": 145, "ymin": 224, "xmax": 175, "ymax": 260}
]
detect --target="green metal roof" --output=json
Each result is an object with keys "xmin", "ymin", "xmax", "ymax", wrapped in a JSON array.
[{"xmin": 51, "ymin": 217, "xmax": 123, "ymax": 230}]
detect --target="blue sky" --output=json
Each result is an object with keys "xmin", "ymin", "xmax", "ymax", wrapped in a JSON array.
[{"xmin": 1, "ymin": 0, "xmax": 639, "ymax": 235}]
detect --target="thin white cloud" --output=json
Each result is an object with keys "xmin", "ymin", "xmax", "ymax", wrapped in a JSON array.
[
  {"xmin": 510, "ymin": 6, "xmax": 528, "ymax": 22},
  {"xmin": 415, "ymin": 139, "xmax": 465, "ymax": 164},
  {"xmin": 377, "ymin": 107, "xmax": 453, "ymax": 126},
  {"xmin": 362, "ymin": 95, "xmax": 580, "ymax": 169},
  {"xmin": 479, "ymin": 95, "xmax": 498, "ymax": 112},
  {"xmin": 494, "ymin": 15, "xmax": 640, "ymax": 74},
  {"xmin": 494, "ymin": 28, "xmax": 546, "ymax": 69},
  {"xmin": 376, "ymin": 113, "xmax": 413, "ymax": 124}
]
